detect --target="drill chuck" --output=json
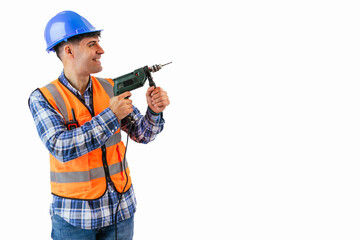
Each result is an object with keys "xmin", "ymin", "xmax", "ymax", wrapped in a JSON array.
[{"xmin": 149, "ymin": 62, "xmax": 172, "ymax": 72}]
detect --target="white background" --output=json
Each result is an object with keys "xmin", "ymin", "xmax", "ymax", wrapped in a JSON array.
[{"xmin": 1, "ymin": 0, "xmax": 360, "ymax": 239}]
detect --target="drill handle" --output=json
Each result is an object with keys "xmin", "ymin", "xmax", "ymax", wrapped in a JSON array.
[
  {"xmin": 148, "ymin": 75, "xmax": 156, "ymax": 88},
  {"xmin": 144, "ymin": 66, "xmax": 156, "ymax": 88}
]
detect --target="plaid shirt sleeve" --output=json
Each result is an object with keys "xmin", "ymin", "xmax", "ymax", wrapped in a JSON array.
[
  {"xmin": 121, "ymin": 107, "xmax": 165, "ymax": 144},
  {"xmin": 28, "ymin": 89, "xmax": 165, "ymax": 163}
]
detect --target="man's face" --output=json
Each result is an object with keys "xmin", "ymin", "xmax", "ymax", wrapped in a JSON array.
[{"xmin": 71, "ymin": 36, "xmax": 105, "ymax": 75}]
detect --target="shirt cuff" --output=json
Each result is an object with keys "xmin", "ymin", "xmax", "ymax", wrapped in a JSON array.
[
  {"xmin": 146, "ymin": 107, "xmax": 164, "ymax": 125},
  {"xmin": 148, "ymin": 107, "xmax": 161, "ymax": 115}
]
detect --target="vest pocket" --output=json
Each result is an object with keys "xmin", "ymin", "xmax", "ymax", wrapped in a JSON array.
[{"xmin": 54, "ymin": 154, "xmax": 91, "ymax": 194}]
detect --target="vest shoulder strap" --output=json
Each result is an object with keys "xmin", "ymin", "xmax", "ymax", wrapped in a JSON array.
[
  {"xmin": 95, "ymin": 77, "xmax": 114, "ymax": 98},
  {"xmin": 40, "ymin": 80, "xmax": 70, "ymax": 122},
  {"xmin": 40, "ymin": 77, "xmax": 115, "ymax": 123}
]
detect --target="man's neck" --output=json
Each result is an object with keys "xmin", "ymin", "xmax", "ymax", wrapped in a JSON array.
[{"xmin": 63, "ymin": 68, "xmax": 89, "ymax": 96}]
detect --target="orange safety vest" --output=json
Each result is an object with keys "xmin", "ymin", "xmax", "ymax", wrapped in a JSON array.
[{"xmin": 39, "ymin": 76, "xmax": 132, "ymax": 200}]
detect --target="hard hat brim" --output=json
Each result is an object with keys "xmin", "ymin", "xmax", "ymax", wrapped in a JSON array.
[{"xmin": 46, "ymin": 29, "xmax": 103, "ymax": 53}]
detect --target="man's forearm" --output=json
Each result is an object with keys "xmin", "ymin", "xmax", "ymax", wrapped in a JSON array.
[
  {"xmin": 29, "ymin": 90, "xmax": 120, "ymax": 162},
  {"xmin": 120, "ymin": 107, "xmax": 165, "ymax": 144}
]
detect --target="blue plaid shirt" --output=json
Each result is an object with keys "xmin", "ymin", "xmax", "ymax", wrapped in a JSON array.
[{"xmin": 28, "ymin": 71, "xmax": 165, "ymax": 229}]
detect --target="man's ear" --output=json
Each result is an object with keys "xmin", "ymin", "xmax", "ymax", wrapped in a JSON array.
[{"xmin": 64, "ymin": 45, "xmax": 72, "ymax": 55}]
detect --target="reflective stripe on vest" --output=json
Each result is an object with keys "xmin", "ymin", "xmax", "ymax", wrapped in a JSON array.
[
  {"xmin": 40, "ymin": 76, "xmax": 131, "ymax": 200},
  {"xmin": 50, "ymin": 161, "xmax": 129, "ymax": 183},
  {"xmin": 44, "ymin": 83, "xmax": 70, "ymax": 121}
]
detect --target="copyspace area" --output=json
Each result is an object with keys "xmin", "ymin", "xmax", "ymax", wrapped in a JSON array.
[{"xmin": 1, "ymin": 0, "xmax": 360, "ymax": 239}]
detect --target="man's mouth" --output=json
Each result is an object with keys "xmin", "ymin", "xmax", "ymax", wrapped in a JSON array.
[{"xmin": 93, "ymin": 58, "xmax": 101, "ymax": 63}]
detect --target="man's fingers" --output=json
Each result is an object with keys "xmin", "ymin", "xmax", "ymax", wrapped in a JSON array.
[
  {"xmin": 152, "ymin": 95, "xmax": 166, "ymax": 105},
  {"xmin": 147, "ymin": 86, "xmax": 155, "ymax": 94},
  {"xmin": 150, "ymin": 87, "xmax": 163, "ymax": 97},
  {"xmin": 118, "ymin": 91, "xmax": 132, "ymax": 99},
  {"xmin": 152, "ymin": 95, "xmax": 170, "ymax": 108},
  {"xmin": 151, "ymin": 89, "xmax": 166, "ymax": 99}
]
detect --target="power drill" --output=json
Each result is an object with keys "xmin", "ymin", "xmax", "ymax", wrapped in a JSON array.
[
  {"xmin": 112, "ymin": 63, "xmax": 172, "ymax": 240},
  {"xmin": 113, "ymin": 62, "xmax": 172, "ymax": 96}
]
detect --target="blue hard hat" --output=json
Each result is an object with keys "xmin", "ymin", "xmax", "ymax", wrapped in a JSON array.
[{"xmin": 44, "ymin": 11, "xmax": 103, "ymax": 52}]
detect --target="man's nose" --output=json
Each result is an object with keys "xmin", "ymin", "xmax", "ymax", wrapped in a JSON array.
[{"xmin": 97, "ymin": 45, "xmax": 105, "ymax": 55}]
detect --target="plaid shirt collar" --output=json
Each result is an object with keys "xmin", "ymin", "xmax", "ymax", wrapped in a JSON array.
[
  {"xmin": 58, "ymin": 71, "xmax": 94, "ymax": 115},
  {"xmin": 59, "ymin": 70, "xmax": 93, "ymax": 101}
]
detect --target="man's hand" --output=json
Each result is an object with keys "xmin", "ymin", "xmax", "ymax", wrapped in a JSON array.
[
  {"xmin": 146, "ymin": 87, "xmax": 170, "ymax": 114},
  {"xmin": 109, "ymin": 92, "xmax": 133, "ymax": 120}
]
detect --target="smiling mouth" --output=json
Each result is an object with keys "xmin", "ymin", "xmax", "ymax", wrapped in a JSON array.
[{"xmin": 93, "ymin": 58, "xmax": 101, "ymax": 63}]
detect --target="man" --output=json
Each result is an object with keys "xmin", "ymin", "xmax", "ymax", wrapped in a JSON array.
[{"xmin": 28, "ymin": 11, "xmax": 169, "ymax": 240}]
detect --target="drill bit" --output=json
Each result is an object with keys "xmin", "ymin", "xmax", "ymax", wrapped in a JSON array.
[
  {"xmin": 149, "ymin": 62, "xmax": 172, "ymax": 72},
  {"xmin": 161, "ymin": 62, "xmax": 172, "ymax": 67}
]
